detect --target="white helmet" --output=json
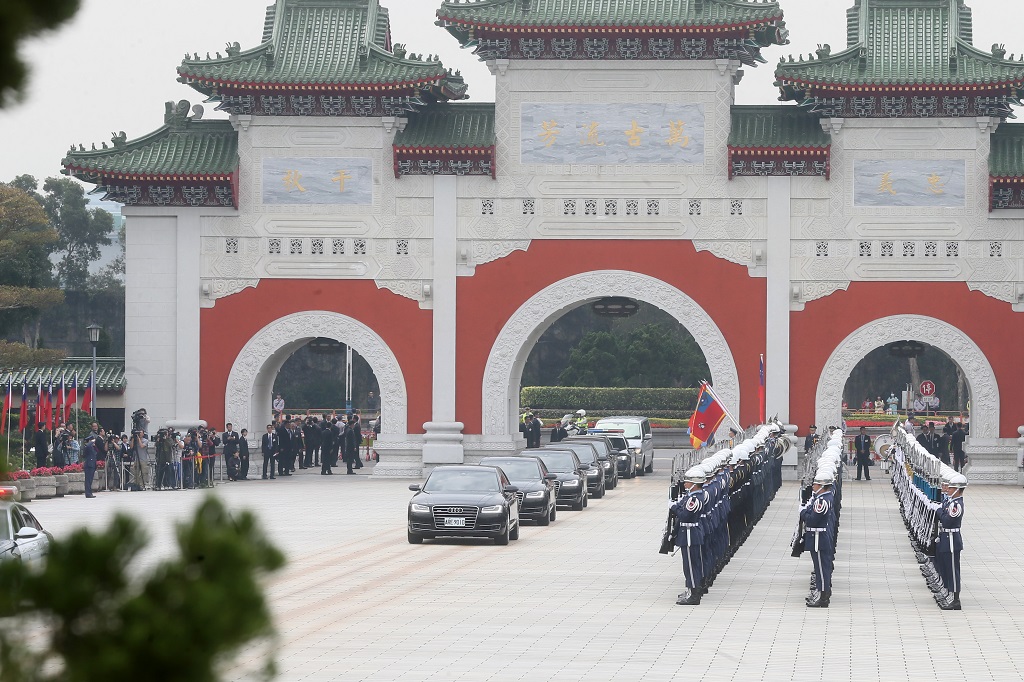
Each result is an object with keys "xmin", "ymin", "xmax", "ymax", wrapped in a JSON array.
[{"xmin": 576, "ymin": 409, "xmax": 586, "ymax": 417}]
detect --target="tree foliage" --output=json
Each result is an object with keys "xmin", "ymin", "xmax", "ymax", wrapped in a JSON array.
[
  {"xmin": 0, "ymin": 0, "xmax": 81, "ymax": 108},
  {"xmin": 558, "ymin": 323, "xmax": 709, "ymax": 388},
  {"xmin": 41, "ymin": 178, "xmax": 113, "ymax": 290},
  {"xmin": 0, "ymin": 497, "xmax": 286, "ymax": 682}
]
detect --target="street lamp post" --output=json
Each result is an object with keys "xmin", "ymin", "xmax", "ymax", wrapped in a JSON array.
[{"xmin": 87, "ymin": 324, "xmax": 102, "ymax": 419}]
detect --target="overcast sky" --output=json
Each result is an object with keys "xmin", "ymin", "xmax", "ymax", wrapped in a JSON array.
[{"xmin": 0, "ymin": 0, "xmax": 1017, "ymax": 185}]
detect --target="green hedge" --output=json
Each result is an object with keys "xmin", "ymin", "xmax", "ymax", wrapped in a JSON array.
[{"xmin": 521, "ymin": 386, "xmax": 700, "ymax": 412}]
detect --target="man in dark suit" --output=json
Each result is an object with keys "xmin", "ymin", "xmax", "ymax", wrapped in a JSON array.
[
  {"xmin": 34, "ymin": 425, "xmax": 48, "ymax": 468},
  {"xmin": 222, "ymin": 423, "xmax": 240, "ymax": 481},
  {"xmin": 525, "ymin": 414, "xmax": 541, "ymax": 449},
  {"xmin": 276, "ymin": 420, "xmax": 291, "ymax": 476},
  {"xmin": 83, "ymin": 436, "xmax": 98, "ymax": 498},
  {"xmin": 854, "ymin": 427, "xmax": 872, "ymax": 481},
  {"xmin": 261, "ymin": 424, "xmax": 278, "ymax": 480},
  {"xmin": 951, "ymin": 423, "xmax": 967, "ymax": 472},
  {"xmin": 351, "ymin": 416, "xmax": 363, "ymax": 469},
  {"xmin": 917, "ymin": 422, "xmax": 939, "ymax": 456},
  {"xmin": 238, "ymin": 429, "xmax": 250, "ymax": 480},
  {"xmin": 804, "ymin": 425, "xmax": 818, "ymax": 453}
]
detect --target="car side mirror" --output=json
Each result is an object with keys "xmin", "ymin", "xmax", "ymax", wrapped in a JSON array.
[
  {"xmin": 408, "ymin": 484, "xmax": 421, "ymax": 492},
  {"xmin": 504, "ymin": 485, "xmax": 519, "ymax": 494},
  {"xmin": 15, "ymin": 527, "xmax": 39, "ymax": 541},
  {"xmin": 643, "ymin": 434, "xmax": 653, "ymax": 440},
  {"xmin": 544, "ymin": 474, "xmax": 558, "ymax": 481}
]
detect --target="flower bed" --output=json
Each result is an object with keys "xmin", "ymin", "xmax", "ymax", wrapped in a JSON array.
[
  {"xmin": 31, "ymin": 467, "xmax": 64, "ymax": 477},
  {"xmin": 0, "ymin": 470, "xmax": 31, "ymax": 481}
]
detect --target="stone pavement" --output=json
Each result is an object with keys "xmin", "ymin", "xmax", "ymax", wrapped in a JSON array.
[{"xmin": 25, "ymin": 454, "xmax": 1024, "ymax": 682}]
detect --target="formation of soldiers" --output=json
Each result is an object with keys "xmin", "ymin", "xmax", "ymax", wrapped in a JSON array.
[
  {"xmin": 792, "ymin": 428, "xmax": 844, "ymax": 608},
  {"xmin": 666, "ymin": 422, "xmax": 788, "ymax": 605},
  {"xmin": 890, "ymin": 425, "xmax": 967, "ymax": 611}
]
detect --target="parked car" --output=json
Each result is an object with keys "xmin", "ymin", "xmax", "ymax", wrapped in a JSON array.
[
  {"xmin": 594, "ymin": 417, "xmax": 655, "ymax": 476},
  {"xmin": 588, "ymin": 432, "xmax": 637, "ymax": 478},
  {"xmin": 0, "ymin": 487, "xmax": 52, "ymax": 567},
  {"xmin": 566, "ymin": 434, "xmax": 619, "ymax": 489},
  {"xmin": 479, "ymin": 456, "xmax": 558, "ymax": 525},
  {"xmin": 407, "ymin": 466, "xmax": 521, "ymax": 545},
  {"xmin": 531, "ymin": 450, "xmax": 588, "ymax": 511},
  {"xmin": 542, "ymin": 442, "xmax": 605, "ymax": 498}
]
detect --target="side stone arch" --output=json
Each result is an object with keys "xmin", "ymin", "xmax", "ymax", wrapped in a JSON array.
[
  {"xmin": 815, "ymin": 314, "xmax": 998, "ymax": 438},
  {"xmin": 481, "ymin": 270, "xmax": 740, "ymax": 438},
  {"xmin": 224, "ymin": 311, "xmax": 408, "ymax": 436}
]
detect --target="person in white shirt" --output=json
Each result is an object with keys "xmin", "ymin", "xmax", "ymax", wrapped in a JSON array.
[
  {"xmin": 273, "ymin": 394, "xmax": 285, "ymax": 419},
  {"xmin": 904, "ymin": 416, "xmax": 916, "ymax": 436}
]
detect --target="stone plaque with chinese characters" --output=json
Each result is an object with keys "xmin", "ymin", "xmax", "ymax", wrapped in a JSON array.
[
  {"xmin": 520, "ymin": 103, "xmax": 705, "ymax": 165},
  {"xmin": 262, "ymin": 157, "xmax": 373, "ymax": 205},
  {"xmin": 853, "ymin": 160, "xmax": 966, "ymax": 208}
]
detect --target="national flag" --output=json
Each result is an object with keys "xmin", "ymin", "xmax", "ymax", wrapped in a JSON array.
[
  {"xmin": 44, "ymin": 376, "xmax": 54, "ymax": 430},
  {"xmin": 17, "ymin": 383, "xmax": 28, "ymax": 432},
  {"xmin": 36, "ymin": 383, "xmax": 43, "ymax": 429},
  {"xmin": 688, "ymin": 382, "xmax": 727, "ymax": 449},
  {"xmin": 54, "ymin": 373, "xmax": 65, "ymax": 425},
  {"xmin": 80, "ymin": 375, "xmax": 93, "ymax": 415},
  {"xmin": 64, "ymin": 375, "xmax": 77, "ymax": 423},
  {"xmin": 758, "ymin": 354, "xmax": 766, "ymax": 424},
  {"xmin": 0, "ymin": 377, "xmax": 11, "ymax": 435}
]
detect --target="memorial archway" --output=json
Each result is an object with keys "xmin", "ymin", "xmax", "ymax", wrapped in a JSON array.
[
  {"xmin": 224, "ymin": 311, "xmax": 408, "ymax": 436},
  {"xmin": 481, "ymin": 270, "xmax": 740, "ymax": 438},
  {"xmin": 815, "ymin": 315, "xmax": 998, "ymax": 438}
]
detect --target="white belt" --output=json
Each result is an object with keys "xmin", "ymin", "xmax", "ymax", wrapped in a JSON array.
[
  {"xmin": 679, "ymin": 522, "xmax": 699, "ymax": 527},
  {"xmin": 805, "ymin": 527, "xmax": 827, "ymax": 532},
  {"xmin": 940, "ymin": 528, "xmax": 961, "ymax": 533}
]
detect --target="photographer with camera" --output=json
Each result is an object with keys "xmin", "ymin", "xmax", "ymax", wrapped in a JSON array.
[
  {"xmin": 129, "ymin": 430, "xmax": 149, "ymax": 491},
  {"xmin": 200, "ymin": 428, "xmax": 220, "ymax": 488},
  {"xmin": 154, "ymin": 428, "xmax": 175, "ymax": 490},
  {"xmin": 131, "ymin": 408, "xmax": 150, "ymax": 436},
  {"xmin": 222, "ymin": 423, "xmax": 240, "ymax": 481},
  {"xmin": 182, "ymin": 430, "xmax": 199, "ymax": 488}
]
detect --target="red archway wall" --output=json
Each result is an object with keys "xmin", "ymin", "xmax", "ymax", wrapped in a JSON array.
[
  {"xmin": 455, "ymin": 240, "xmax": 767, "ymax": 434},
  {"xmin": 790, "ymin": 282, "xmax": 1024, "ymax": 438},
  {"xmin": 199, "ymin": 280, "xmax": 432, "ymax": 433}
]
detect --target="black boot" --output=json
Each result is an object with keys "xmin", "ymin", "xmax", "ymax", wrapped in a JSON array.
[
  {"xmin": 939, "ymin": 592, "xmax": 962, "ymax": 611},
  {"xmin": 676, "ymin": 588, "xmax": 701, "ymax": 606},
  {"xmin": 806, "ymin": 590, "xmax": 822, "ymax": 607}
]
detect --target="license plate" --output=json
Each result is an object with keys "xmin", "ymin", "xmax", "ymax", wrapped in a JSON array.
[{"xmin": 444, "ymin": 517, "xmax": 466, "ymax": 527}]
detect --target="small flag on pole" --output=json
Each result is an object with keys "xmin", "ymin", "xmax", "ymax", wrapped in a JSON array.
[
  {"xmin": 758, "ymin": 354, "xmax": 766, "ymax": 424},
  {"xmin": 65, "ymin": 375, "xmax": 77, "ymax": 423},
  {"xmin": 688, "ymin": 382, "xmax": 728, "ymax": 449},
  {"xmin": 80, "ymin": 375, "xmax": 93, "ymax": 415},
  {"xmin": 17, "ymin": 383, "xmax": 28, "ymax": 432}
]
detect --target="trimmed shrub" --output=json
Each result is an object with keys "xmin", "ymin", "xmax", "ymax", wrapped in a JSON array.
[{"xmin": 521, "ymin": 386, "xmax": 700, "ymax": 413}]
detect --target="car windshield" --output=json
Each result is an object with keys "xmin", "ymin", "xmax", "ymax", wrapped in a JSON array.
[
  {"xmin": 423, "ymin": 469, "xmax": 500, "ymax": 493},
  {"xmin": 561, "ymin": 444, "xmax": 596, "ymax": 464},
  {"xmin": 537, "ymin": 452, "xmax": 576, "ymax": 473},
  {"xmin": 580, "ymin": 440, "xmax": 610, "ymax": 456},
  {"xmin": 484, "ymin": 460, "xmax": 540, "ymax": 480},
  {"xmin": 597, "ymin": 421, "xmax": 642, "ymax": 439},
  {"xmin": 607, "ymin": 436, "xmax": 628, "ymax": 450}
]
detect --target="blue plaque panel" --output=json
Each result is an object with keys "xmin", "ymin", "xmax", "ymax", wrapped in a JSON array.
[
  {"xmin": 520, "ymin": 103, "xmax": 705, "ymax": 165},
  {"xmin": 262, "ymin": 157, "xmax": 373, "ymax": 205},
  {"xmin": 853, "ymin": 159, "xmax": 966, "ymax": 208}
]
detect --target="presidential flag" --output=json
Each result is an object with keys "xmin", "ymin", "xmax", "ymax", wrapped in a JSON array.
[{"xmin": 688, "ymin": 382, "xmax": 727, "ymax": 449}]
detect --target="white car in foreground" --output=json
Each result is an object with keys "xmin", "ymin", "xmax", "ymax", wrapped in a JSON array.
[{"xmin": 0, "ymin": 487, "xmax": 52, "ymax": 566}]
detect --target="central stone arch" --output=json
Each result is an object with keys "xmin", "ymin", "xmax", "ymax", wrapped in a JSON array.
[
  {"xmin": 481, "ymin": 270, "xmax": 740, "ymax": 438},
  {"xmin": 224, "ymin": 311, "xmax": 408, "ymax": 436},
  {"xmin": 815, "ymin": 314, "xmax": 998, "ymax": 438}
]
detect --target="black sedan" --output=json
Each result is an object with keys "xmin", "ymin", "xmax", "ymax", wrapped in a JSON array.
[
  {"xmin": 545, "ymin": 442, "xmax": 605, "ymax": 498},
  {"xmin": 532, "ymin": 449, "xmax": 588, "ymax": 511},
  {"xmin": 479, "ymin": 457, "xmax": 558, "ymax": 525},
  {"xmin": 567, "ymin": 435, "xmax": 619, "ymax": 489},
  {"xmin": 407, "ymin": 466, "xmax": 521, "ymax": 545}
]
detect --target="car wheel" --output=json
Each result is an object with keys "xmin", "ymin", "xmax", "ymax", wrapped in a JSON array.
[
  {"xmin": 594, "ymin": 484, "xmax": 604, "ymax": 499},
  {"xmin": 572, "ymin": 494, "xmax": 584, "ymax": 511},
  {"xmin": 583, "ymin": 492, "xmax": 589, "ymax": 508},
  {"xmin": 645, "ymin": 457, "xmax": 654, "ymax": 473},
  {"xmin": 549, "ymin": 505, "xmax": 557, "ymax": 522},
  {"xmin": 637, "ymin": 462, "xmax": 646, "ymax": 476},
  {"xmin": 510, "ymin": 518, "xmax": 520, "ymax": 541},
  {"xmin": 407, "ymin": 531, "xmax": 423, "ymax": 544},
  {"xmin": 538, "ymin": 509, "xmax": 550, "ymax": 526},
  {"xmin": 494, "ymin": 518, "xmax": 510, "ymax": 545}
]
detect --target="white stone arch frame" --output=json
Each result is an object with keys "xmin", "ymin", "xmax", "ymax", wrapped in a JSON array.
[
  {"xmin": 225, "ymin": 311, "xmax": 408, "ymax": 436},
  {"xmin": 815, "ymin": 314, "xmax": 998, "ymax": 438},
  {"xmin": 482, "ymin": 270, "xmax": 740, "ymax": 437}
]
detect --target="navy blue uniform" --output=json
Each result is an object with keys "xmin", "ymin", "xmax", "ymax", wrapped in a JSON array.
[
  {"xmin": 934, "ymin": 495, "xmax": 964, "ymax": 594},
  {"xmin": 801, "ymin": 489, "xmax": 835, "ymax": 592},
  {"xmin": 671, "ymin": 490, "xmax": 706, "ymax": 591}
]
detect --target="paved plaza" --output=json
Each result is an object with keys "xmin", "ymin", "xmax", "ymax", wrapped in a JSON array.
[{"xmin": 26, "ymin": 455, "xmax": 1024, "ymax": 682}]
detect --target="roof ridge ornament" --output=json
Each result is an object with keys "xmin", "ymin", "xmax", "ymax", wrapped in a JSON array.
[{"xmin": 165, "ymin": 100, "xmax": 191, "ymax": 130}]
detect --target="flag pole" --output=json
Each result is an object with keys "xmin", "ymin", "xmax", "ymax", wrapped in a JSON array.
[{"xmin": 702, "ymin": 380, "xmax": 744, "ymax": 434}]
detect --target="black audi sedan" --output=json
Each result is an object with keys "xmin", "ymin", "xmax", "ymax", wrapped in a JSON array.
[
  {"xmin": 532, "ymin": 449, "xmax": 588, "ymax": 511},
  {"xmin": 567, "ymin": 434, "xmax": 619, "ymax": 490},
  {"xmin": 479, "ymin": 456, "xmax": 558, "ymax": 525},
  {"xmin": 407, "ymin": 465, "xmax": 521, "ymax": 545},
  {"xmin": 545, "ymin": 441, "xmax": 605, "ymax": 499}
]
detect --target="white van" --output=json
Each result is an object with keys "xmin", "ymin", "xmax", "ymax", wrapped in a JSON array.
[{"xmin": 592, "ymin": 416, "xmax": 654, "ymax": 477}]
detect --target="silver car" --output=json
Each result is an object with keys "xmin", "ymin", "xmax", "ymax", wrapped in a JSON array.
[
  {"xmin": 0, "ymin": 494, "xmax": 52, "ymax": 567},
  {"xmin": 594, "ymin": 417, "xmax": 655, "ymax": 476}
]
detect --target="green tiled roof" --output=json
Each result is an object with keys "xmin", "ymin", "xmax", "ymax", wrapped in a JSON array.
[
  {"xmin": 62, "ymin": 109, "xmax": 237, "ymax": 181},
  {"xmin": 1, "ymin": 358, "xmax": 126, "ymax": 393},
  {"xmin": 728, "ymin": 106, "xmax": 830, "ymax": 149},
  {"xmin": 990, "ymin": 124, "xmax": 1024, "ymax": 177},
  {"xmin": 776, "ymin": 0, "xmax": 1024, "ymax": 88},
  {"xmin": 178, "ymin": 0, "xmax": 463, "ymax": 93},
  {"xmin": 394, "ymin": 103, "xmax": 495, "ymax": 149},
  {"xmin": 437, "ymin": 0, "xmax": 784, "ymax": 29}
]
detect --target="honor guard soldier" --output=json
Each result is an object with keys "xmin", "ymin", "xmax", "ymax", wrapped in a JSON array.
[
  {"xmin": 671, "ymin": 466, "xmax": 707, "ymax": 605},
  {"xmin": 802, "ymin": 463, "xmax": 836, "ymax": 608},
  {"xmin": 934, "ymin": 471, "xmax": 966, "ymax": 610}
]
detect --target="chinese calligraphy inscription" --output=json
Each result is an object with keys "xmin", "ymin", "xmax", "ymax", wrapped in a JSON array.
[
  {"xmin": 262, "ymin": 157, "xmax": 373, "ymax": 205},
  {"xmin": 520, "ymin": 103, "xmax": 705, "ymax": 164},
  {"xmin": 853, "ymin": 160, "xmax": 966, "ymax": 208}
]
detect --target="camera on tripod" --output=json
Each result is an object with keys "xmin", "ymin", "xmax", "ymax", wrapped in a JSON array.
[{"xmin": 131, "ymin": 408, "xmax": 149, "ymax": 435}]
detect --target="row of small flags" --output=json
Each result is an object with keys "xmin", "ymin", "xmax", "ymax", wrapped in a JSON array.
[
  {"xmin": 688, "ymin": 354, "xmax": 766, "ymax": 450},
  {"xmin": 0, "ymin": 374, "xmax": 94, "ymax": 435}
]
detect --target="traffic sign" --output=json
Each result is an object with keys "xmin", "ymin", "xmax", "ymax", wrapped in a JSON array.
[{"xmin": 920, "ymin": 380, "xmax": 936, "ymax": 396}]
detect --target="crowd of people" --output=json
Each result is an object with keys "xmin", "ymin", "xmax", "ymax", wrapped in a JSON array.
[{"xmin": 258, "ymin": 411, "xmax": 378, "ymax": 479}]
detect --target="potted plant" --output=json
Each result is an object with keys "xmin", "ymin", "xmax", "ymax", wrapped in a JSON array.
[
  {"xmin": 30, "ymin": 467, "xmax": 58, "ymax": 499},
  {"xmin": 62, "ymin": 463, "xmax": 86, "ymax": 495}
]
